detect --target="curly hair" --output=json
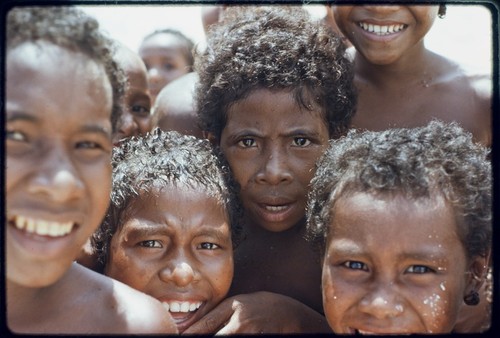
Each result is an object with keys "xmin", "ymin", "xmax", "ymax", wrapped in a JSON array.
[
  {"xmin": 306, "ymin": 120, "xmax": 492, "ymax": 260},
  {"xmin": 141, "ymin": 28, "xmax": 195, "ymax": 71},
  {"xmin": 6, "ymin": 6, "xmax": 126, "ymax": 131},
  {"xmin": 92, "ymin": 128, "xmax": 242, "ymax": 272},
  {"xmin": 195, "ymin": 5, "xmax": 357, "ymax": 141}
]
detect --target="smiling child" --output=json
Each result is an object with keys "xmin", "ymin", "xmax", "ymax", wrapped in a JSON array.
[
  {"xmin": 306, "ymin": 120, "xmax": 492, "ymax": 334},
  {"xmin": 331, "ymin": 4, "xmax": 491, "ymax": 147},
  {"xmin": 91, "ymin": 128, "xmax": 241, "ymax": 333},
  {"xmin": 5, "ymin": 6, "xmax": 176, "ymax": 334}
]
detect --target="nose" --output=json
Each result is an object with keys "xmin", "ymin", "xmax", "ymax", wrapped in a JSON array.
[
  {"xmin": 364, "ymin": 5, "xmax": 402, "ymax": 14},
  {"xmin": 358, "ymin": 283, "xmax": 404, "ymax": 319},
  {"xmin": 27, "ymin": 146, "xmax": 85, "ymax": 203},
  {"xmin": 116, "ymin": 111, "xmax": 139, "ymax": 138},
  {"xmin": 147, "ymin": 67, "xmax": 162, "ymax": 84},
  {"xmin": 255, "ymin": 145, "xmax": 293, "ymax": 185},
  {"xmin": 160, "ymin": 260, "xmax": 196, "ymax": 287}
]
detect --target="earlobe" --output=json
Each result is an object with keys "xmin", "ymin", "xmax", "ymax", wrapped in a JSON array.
[{"xmin": 463, "ymin": 253, "xmax": 490, "ymax": 305}]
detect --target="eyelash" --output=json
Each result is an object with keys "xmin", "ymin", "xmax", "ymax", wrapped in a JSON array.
[
  {"xmin": 6, "ymin": 129, "xmax": 27, "ymax": 142},
  {"xmin": 342, "ymin": 260, "xmax": 368, "ymax": 271},
  {"xmin": 139, "ymin": 240, "xmax": 162, "ymax": 248},
  {"xmin": 406, "ymin": 265, "xmax": 435, "ymax": 274},
  {"xmin": 198, "ymin": 242, "xmax": 220, "ymax": 250}
]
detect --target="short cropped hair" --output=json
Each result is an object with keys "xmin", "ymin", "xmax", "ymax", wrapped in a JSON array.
[
  {"xmin": 195, "ymin": 6, "xmax": 357, "ymax": 141},
  {"xmin": 141, "ymin": 28, "xmax": 195, "ymax": 70},
  {"xmin": 92, "ymin": 128, "xmax": 242, "ymax": 271},
  {"xmin": 6, "ymin": 6, "xmax": 126, "ymax": 131},
  {"xmin": 306, "ymin": 120, "xmax": 492, "ymax": 260}
]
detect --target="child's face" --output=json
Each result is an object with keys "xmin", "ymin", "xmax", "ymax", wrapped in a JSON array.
[
  {"xmin": 112, "ymin": 48, "xmax": 152, "ymax": 146},
  {"xmin": 220, "ymin": 89, "xmax": 329, "ymax": 232},
  {"xmin": 139, "ymin": 33, "xmax": 191, "ymax": 102},
  {"xmin": 322, "ymin": 192, "xmax": 472, "ymax": 334},
  {"xmin": 6, "ymin": 42, "xmax": 113, "ymax": 287},
  {"xmin": 105, "ymin": 185, "xmax": 233, "ymax": 333},
  {"xmin": 333, "ymin": 5, "xmax": 439, "ymax": 65}
]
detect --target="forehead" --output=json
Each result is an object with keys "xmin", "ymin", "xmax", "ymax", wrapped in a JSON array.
[
  {"xmin": 141, "ymin": 32, "xmax": 187, "ymax": 51},
  {"xmin": 329, "ymin": 192, "xmax": 461, "ymax": 248},
  {"xmin": 7, "ymin": 41, "xmax": 112, "ymax": 121},
  {"xmin": 226, "ymin": 88, "xmax": 327, "ymax": 127}
]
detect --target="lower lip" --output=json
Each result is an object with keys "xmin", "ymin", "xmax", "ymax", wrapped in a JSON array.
[
  {"xmin": 357, "ymin": 24, "xmax": 406, "ymax": 43},
  {"xmin": 255, "ymin": 203, "xmax": 295, "ymax": 224},
  {"xmin": 170, "ymin": 307, "xmax": 202, "ymax": 333},
  {"xmin": 7, "ymin": 222, "xmax": 78, "ymax": 260}
]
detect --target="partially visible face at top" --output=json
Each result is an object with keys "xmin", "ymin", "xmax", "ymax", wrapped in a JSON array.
[
  {"xmin": 105, "ymin": 184, "xmax": 233, "ymax": 333},
  {"xmin": 219, "ymin": 89, "xmax": 330, "ymax": 233},
  {"xmin": 139, "ymin": 32, "xmax": 192, "ymax": 103},
  {"xmin": 6, "ymin": 41, "xmax": 113, "ymax": 288},
  {"xmin": 113, "ymin": 45, "xmax": 152, "ymax": 146},
  {"xmin": 322, "ymin": 192, "xmax": 480, "ymax": 334},
  {"xmin": 333, "ymin": 5, "xmax": 439, "ymax": 65},
  {"xmin": 153, "ymin": 73, "xmax": 204, "ymax": 139}
]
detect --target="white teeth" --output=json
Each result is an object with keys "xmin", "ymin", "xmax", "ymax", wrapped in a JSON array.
[
  {"xmin": 265, "ymin": 205, "xmax": 287, "ymax": 212},
  {"xmin": 13, "ymin": 216, "xmax": 74, "ymax": 237},
  {"xmin": 163, "ymin": 301, "xmax": 202, "ymax": 313},
  {"xmin": 180, "ymin": 302, "xmax": 190, "ymax": 312},
  {"xmin": 359, "ymin": 22, "xmax": 406, "ymax": 35},
  {"xmin": 170, "ymin": 302, "xmax": 181, "ymax": 312}
]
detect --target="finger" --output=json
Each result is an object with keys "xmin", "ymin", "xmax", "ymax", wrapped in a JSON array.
[{"xmin": 182, "ymin": 302, "xmax": 232, "ymax": 334}]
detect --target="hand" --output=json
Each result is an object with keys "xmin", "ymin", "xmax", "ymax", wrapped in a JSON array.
[{"xmin": 182, "ymin": 291, "xmax": 332, "ymax": 335}]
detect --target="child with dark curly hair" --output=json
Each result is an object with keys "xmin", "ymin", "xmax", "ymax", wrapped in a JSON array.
[
  {"xmin": 306, "ymin": 120, "xmax": 492, "ymax": 334},
  {"xmin": 91, "ymin": 128, "xmax": 242, "ymax": 333},
  {"xmin": 5, "ymin": 6, "xmax": 177, "ymax": 334},
  {"xmin": 185, "ymin": 5, "xmax": 357, "ymax": 334},
  {"xmin": 139, "ymin": 28, "xmax": 195, "ymax": 104}
]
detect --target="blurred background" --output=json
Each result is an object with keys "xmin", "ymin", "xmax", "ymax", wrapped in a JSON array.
[{"xmin": 79, "ymin": 4, "xmax": 493, "ymax": 74}]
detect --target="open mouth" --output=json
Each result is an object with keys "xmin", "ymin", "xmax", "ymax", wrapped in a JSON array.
[
  {"xmin": 358, "ymin": 22, "xmax": 408, "ymax": 35},
  {"xmin": 10, "ymin": 215, "xmax": 77, "ymax": 237},
  {"xmin": 161, "ymin": 301, "xmax": 204, "ymax": 332}
]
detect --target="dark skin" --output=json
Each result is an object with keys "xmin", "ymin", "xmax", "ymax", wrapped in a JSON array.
[
  {"xmin": 184, "ymin": 89, "xmax": 331, "ymax": 334},
  {"xmin": 6, "ymin": 42, "xmax": 176, "ymax": 334},
  {"xmin": 334, "ymin": 5, "xmax": 491, "ymax": 147}
]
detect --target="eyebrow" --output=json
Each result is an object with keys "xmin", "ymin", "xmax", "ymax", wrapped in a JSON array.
[
  {"xmin": 195, "ymin": 226, "xmax": 231, "ymax": 243},
  {"xmin": 81, "ymin": 123, "xmax": 112, "ymax": 138},
  {"xmin": 7, "ymin": 111, "xmax": 111, "ymax": 137},
  {"xmin": 6, "ymin": 111, "xmax": 38, "ymax": 123}
]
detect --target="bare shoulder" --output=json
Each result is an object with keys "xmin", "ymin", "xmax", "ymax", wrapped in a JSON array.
[
  {"xmin": 438, "ymin": 54, "xmax": 492, "ymax": 100},
  {"xmin": 73, "ymin": 264, "xmax": 177, "ymax": 334},
  {"xmin": 110, "ymin": 278, "xmax": 178, "ymax": 334}
]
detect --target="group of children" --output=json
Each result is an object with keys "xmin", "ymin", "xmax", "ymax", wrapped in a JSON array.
[{"xmin": 5, "ymin": 3, "xmax": 493, "ymax": 335}]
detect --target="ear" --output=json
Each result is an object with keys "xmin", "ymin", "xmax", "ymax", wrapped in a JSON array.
[
  {"xmin": 204, "ymin": 131, "xmax": 219, "ymax": 146},
  {"xmin": 463, "ymin": 251, "xmax": 491, "ymax": 298}
]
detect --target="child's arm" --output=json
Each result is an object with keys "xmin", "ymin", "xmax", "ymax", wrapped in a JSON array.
[{"xmin": 183, "ymin": 291, "xmax": 332, "ymax": 334}]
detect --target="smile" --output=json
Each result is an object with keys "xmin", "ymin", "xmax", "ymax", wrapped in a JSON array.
[
  {"xmin": 162, "ymin": 301, "xmax": 202, "ymax": 313},
  {"xmin": 11, "ymin": 215, "xmax": 75, "ymax": 237},
  {"xmin": 358, "ymin": 22, "xmax": 407, "ymax": 35}
]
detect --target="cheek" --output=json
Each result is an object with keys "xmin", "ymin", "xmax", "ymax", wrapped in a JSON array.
[
  {"xmin": 322, "ymin": 268, "xmax": 344, "ymax": 328},
  {"xmin": 418, "ymin": 290, "xmax": 457, "ymax": 333},
  {"xmin": 205, "ymin": 255, "xmax": 234, "ymax": 299},
  {"xmin": 138, "ymin": 118, "xmax": 152, "ymax": 134}
]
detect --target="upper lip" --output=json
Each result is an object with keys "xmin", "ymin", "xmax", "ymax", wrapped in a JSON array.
[{"xmin": 256, "ymin": 194, "xmax": 295, "ymax": 206}]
